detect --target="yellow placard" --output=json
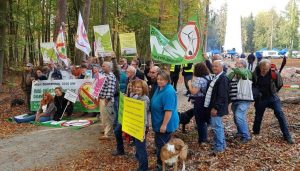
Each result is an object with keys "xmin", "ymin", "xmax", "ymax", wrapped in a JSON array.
[
  {"xmin": 121, "ymin": 96, "xmax": 145, "ymax": 141},
  {"xmin": 119, "ymin": 32, "xmax": 137, "ymax": 56}
]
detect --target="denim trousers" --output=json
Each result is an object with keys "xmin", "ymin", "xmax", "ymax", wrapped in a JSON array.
[
  {"xmin": 154, "ymin": 132, "xmax": 172, "ymax": 166},
  {"xmin": 210, "ymin": 116, "xmax": 226, "ymax": 152},
  {"xmin": 14, "ymin": 114, "xmax": 50, "ymax": 123},
  {"xmin": 134, "ymin": 138, "xmax": 148, "ymax": 171},
  {"xmin": 231, "ymin": 101, "xmax": 251, "ymax": 140},
  {"xmin": 253, "ymin": 95, "xmax": 291, "ymax": 139}
]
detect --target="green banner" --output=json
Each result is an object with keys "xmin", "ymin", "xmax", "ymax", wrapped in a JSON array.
[
  {"xmin": 150, "ymin": 15, "xmax": 204, "ymax": 64},
  {"xmin": 31, "ymin": 79, "xmax": 99, "ymax": 112},
  {"xmin": 118, "ymin": 92, "xmax": 124, "ymax": 124}
]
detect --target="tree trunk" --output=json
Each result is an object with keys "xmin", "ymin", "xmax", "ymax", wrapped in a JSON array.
[
  {"xmin": 83, "ymin": 0, "xmax": 91, "ymax": 31},
  {"xmin": 177, "ymin": 0, "xmax": 183, "ymax": 31},
  {"xmin": 53, "ymin": 0, "xmax": 67, "ymax": 42},
  {"xmin": 101, "ymin": 0, "xmax": 107, "ymax": 25},
  {"xmin": 157, "ymin": 0, "xmax": 165, "ymax": 30},
  {"xmin": 0, "ymin": 0, "xmax": 7, "ymax": 92},
  {"xmin": 203, "ymin": 0, "xmax": 209, "ymax": 53}
]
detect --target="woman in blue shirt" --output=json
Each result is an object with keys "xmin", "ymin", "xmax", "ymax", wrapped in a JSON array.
[{"xmin": 150, "ymin": 71, "xmax": 179, "ymax": 169}]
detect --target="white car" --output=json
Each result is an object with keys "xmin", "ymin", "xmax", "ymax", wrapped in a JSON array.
[{"xmin": 262, "ymin": 50, "xmax": 281, "ymax": 59}]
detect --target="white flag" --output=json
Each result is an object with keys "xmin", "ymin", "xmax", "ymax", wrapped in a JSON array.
[
  {"xmin": 56, "ymin": 26, "xmax": 69, "ymax": 67},
  {"xmin": 75, "ymin": 12, "xmax": 91, "ymax": 56}
]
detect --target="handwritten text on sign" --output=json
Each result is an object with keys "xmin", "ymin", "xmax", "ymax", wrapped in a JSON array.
[{"xmin": 121, "ymin": 96, "xmax": 145, "ymax": 141}]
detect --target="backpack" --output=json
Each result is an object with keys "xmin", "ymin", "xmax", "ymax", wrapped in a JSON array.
[{"xmin": 203, "ymin": 75, "xmax": 213, "ymax": 95}]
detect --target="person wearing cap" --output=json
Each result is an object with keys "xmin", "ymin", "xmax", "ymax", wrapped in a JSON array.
[{"xmin": 21, "ymin": 63, "xmax": 35, "ymax": 112}]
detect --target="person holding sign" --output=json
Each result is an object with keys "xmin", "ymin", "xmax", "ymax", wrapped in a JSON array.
[
  {"xmin": 13, "ymin": 92, "xmax": 57, "ymax": 123},
  {"xmin": 131, "ymin": 80, "xmax": 150, "ymax": 171},
  {"xmin": 150, "ymin": 71, "xmax": 179, "ymax": 169},
  {"xmin": 53, "ymin": 87, "xmax": 73, "ymax": 121}
]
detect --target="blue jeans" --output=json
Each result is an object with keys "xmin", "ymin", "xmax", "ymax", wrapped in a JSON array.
[
  {"xmin": 231, "ymin": 101, "xmax": 251, "ymax": 140},
  {"xmin": 154, "ymin": 132, "xmax": 172, "ymax": 166},
  {"xmin": 248, "ymin": 63, "xmax": 254, "ymax": 71},
  {"xmin": 14, "ymin": 114, "xmax": 50, "ymax": 123},
  {"xmin": 253, "ymin": 95, "xmax": 291, "ymax": 139},
  {"xmin": 134, "ymin": 138, "xmax": 148, "ymax": 171},
  {"xmin": 211, "ymin": 116, "xmax": 226, "ymax": 152}
]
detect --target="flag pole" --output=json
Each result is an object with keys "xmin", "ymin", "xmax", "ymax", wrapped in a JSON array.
[{"xmin": 60, "ymin": 101, "xmax": 70, "ymax": 120}]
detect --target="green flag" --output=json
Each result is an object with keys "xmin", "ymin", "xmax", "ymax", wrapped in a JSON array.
[{"xmin": 150, "ymin": 15, "xmax": 204, "ymax": 64}]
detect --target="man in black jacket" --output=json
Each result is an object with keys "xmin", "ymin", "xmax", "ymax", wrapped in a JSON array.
[
  {"xmin": 252, "ymin": 59, "xmax": 294, "ymax": 144},
  {"xmin": 204, "ymin": 60, "xmax": 229, "ymax": 154},
  {"xmin": 247, "ymin": 52, "xmax": 255, "ymax": 71}
]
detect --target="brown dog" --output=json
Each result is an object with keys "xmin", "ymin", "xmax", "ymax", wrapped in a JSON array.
[{"xmin": 160, "ymin": 138, "xmax": 188, "ymax": 171}]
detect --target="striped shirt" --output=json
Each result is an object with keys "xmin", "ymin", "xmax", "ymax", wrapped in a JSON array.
[{"xmin": 229, "ymin": 78, "xmax": 238, "ymax": 101}]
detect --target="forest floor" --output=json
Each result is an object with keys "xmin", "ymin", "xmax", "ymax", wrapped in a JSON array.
[{"xmin": 0, "ymin": 58, "xmax": 299, "ymax": 171}]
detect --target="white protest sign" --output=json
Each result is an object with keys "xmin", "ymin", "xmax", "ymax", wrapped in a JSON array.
[{"xmin": 64, "ymin": 90, "xmax": 78, "ymax": 103}]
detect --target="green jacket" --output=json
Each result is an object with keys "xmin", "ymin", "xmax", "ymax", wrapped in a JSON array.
[{"xmin": 228, "ymin": 68, "xmax": 252, "ymax": 80}]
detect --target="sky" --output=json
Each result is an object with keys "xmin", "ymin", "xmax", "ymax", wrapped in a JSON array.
[{"xmin": 210, "ymin": 0, "xmax": 292, "ymax": 17}]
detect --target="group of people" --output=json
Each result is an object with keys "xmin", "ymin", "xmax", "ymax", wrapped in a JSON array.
[{"xmin": 18, "ymin": 53, "xmax": 294, "ymax": 171}]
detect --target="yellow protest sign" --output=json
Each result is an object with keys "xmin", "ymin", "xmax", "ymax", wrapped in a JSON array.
[
  {"xmin": 119, "ymin": 32, "xmax": 137, "ymax": 57},
  {"xmin": 122, "ymin": 96, "xmax": 145, "ymax": 141}
]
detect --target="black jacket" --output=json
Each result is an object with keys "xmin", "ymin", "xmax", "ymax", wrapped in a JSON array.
[
  {"xmin": 208, "ymin": 72, "xmax": 229, "ymax": 117},
  {"xmin": 54, "ymin": 92, "xmax": 73, "ymax": 121},
  {"xmin": 136, "ymin": 69, "xmax": 145, "ymax": 80},
  {"xmin": 252, "ymin": 66, "xmax": 283, "ymax": 97},
  {"xmin": 182, "ymin": 63, "xmax": 193, "ymax": 76}
]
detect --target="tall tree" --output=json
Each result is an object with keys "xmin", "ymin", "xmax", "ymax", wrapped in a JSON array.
[
  {"xmin": 242, "ymin": 13, "xmax": 255, "ymax": 52},
  {"xmin": 53, "ymin": 0, "xmax": 67, "ymax": 42},
  {"xmin": 0, "ymin": 0, "xmax": 7, "ymax": 91}
]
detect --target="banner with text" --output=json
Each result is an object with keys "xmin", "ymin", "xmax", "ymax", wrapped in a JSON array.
[
  {"xmin": 40, "ymin": 42, "xmax": 58, "ymax": 64},
  {"xmin": 119, "ymin": 32, "xmax": 137, "ymax": 57},
  {"xmin": 121, "ymin": 95, "xmax": 145, "ymax": 141},
  {"xmin": 93, "ymin": 25, "xmax": 113, "ymax": 57},
  {"xmin": 30, "ymin": 79, "xmax": 99, "ymax": 112}
]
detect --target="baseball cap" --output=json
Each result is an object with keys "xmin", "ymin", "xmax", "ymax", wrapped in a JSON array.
[{"xmin": 26, "ymin": 63, "xmax": 33, "ymax": 67}]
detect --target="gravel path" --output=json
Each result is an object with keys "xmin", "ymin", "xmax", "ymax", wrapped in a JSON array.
[{"xmin": 0, "ymin": 124, "xmax": 101, "ymax": 171}]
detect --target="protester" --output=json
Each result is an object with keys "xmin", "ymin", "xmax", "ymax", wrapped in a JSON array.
[
  {"xmin": 247, "ymin": 52, "xmax": 256, "ymax": 71},
  {"xmin": 92, "ymin": 64, "xmax": 101, "ymax": 78},
  {"xmin": 47, "ymin": 63, "xmax": 62, "ymax": 80},
  {"xmin": 170, "ymin": 64, "xmax": 181, "ymax": 92},
  {"xmin": 131, "ymin": 59, "xmax": 145, "ymax": 80},
  {"xmin": 21, "ymin": 63, "xmax": 35, "ymax": 111},
  {"xmin": 182, "ymin": 63, "xmax": 193, "ymax": 96},
  {"xmin": 71, "ymin": 65, "xmax": 82, "ymax": 79},
  {"xmin": 13, "ymin": 92, "xmax": 56, "ymax": 123},
  {"xmin": 35, "ymin": 68, "xmax": 48, "ymax": 80},
  {"xmin": 211, "ymin": 55, "xmax": 228, "ymax": 73},
  {"xmin": 150, "ymin": 71, "xmax": 179, "ymax": 169},
  {"xmin": 188, "ymin": 62, "xmax": 211, "ymax": 144},
  {"xmin": 144, "ymin": 60, "xmax": 154, "ymax": 85},
  {"xmin": 125, "ymin": 66, "xmax": 140, "ymax": 96},
  {"xmin": 228, "ymin": 59, "xmax": 252, "ymax": 143},
  {"xmin": 252, "ymin": 59, "xmax": 294, "ymax": 144},
  {"xmin": 148, "ymin": 66, "xmax": 160, "ymax": 99},
  {"xmin": 131, "ymin": 80, "xmax": 150, "ymax": 171},
  {"xmin": 53, "ymin": 87, "xmax": 73, "ymax": 121},
  {"xmin": 119, "ymin": 58, "xmax": 129, "ymax": 93},
  {"xmin": 78, "ymin": 65, "xmax": 87, "ymax": 79},
  {"xmin": 204, "ymin": 60, "xmax": 229, "ymax": 154},
  {"xmin": 203, "ymin": 53, "xmax": 213, "ymax": 73},
  {"xmin": 99, "ymin": 61, "xmax": 117, "ymax": 140}
]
